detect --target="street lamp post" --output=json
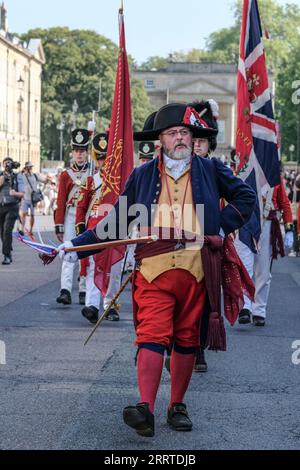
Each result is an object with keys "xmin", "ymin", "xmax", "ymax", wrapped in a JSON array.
[
  {"xmin": 71, "ymin": 99, "xmax": 78, "ymax": 130},
  {"xmin": 297, "ymin": 105, "xmax": 300, "ymax": 170},
  {"xmin": 17, "ymin": 95, "xmax": 24, "ymax": 163},
  {"xmin": 17, "ymin": 75, "xmax": 25, "ymax": 164},
  {"xmin": 56, "ymin": 119, "xmax": 65, "ymax": 162},
  {"xmin": 289, "ymin": 144, "xmax": 295, "ymax": 162}
]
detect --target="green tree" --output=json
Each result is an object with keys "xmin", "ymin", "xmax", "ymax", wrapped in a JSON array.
[
  {"xmin": 20, "ymin": 27, "xmax": 151, "ymax": 161},
  {"xmin": 140, "ymin": 55, "xmax": 169, "ymax": 70},
  {"xmin": 277, "ymin": 43, "xmax": 300, "ymax": 158}
]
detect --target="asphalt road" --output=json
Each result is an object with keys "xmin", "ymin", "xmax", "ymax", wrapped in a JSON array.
[{"xmin": 0, "ymin": 221, "xmax": 300, "ymax": 450}]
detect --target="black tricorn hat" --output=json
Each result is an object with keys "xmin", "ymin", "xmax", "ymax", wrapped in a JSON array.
[
  {"xmin": 139, "ymin": 142, "xmax": 155, "ymax": 159},
  {"xmin": 71, "ymin": 129, "xmax": 90, "ymax": 149},
  {"xmin": 143, "ymin": 111, "xmax": 157, "ymax": 132},
  {"xmin": 134, "ymin": 103, "xmax": 218, "ymax": 141}
]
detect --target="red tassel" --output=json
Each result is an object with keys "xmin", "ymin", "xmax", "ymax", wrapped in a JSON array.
[
  {"xmin": 205, "ymin": 312, "xmax": 227, "ymax": 352},
  {"xmin": 39, "ymin": 252, "xmax": 58, "ymax": 266}
]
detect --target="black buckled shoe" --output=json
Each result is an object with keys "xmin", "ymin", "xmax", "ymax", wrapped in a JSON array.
[
  {"xmin": 123, "ymin": 403, "xmax": 155, "ymax": 437},
  {"xmin": 238, "ymin": 308, "xmax": 252, "ymax": 325},
  {"xmin": 167, "ymin": 403, "xmax": 193, "ymax": 432},
  {"xmin": 105, "ymin": 308, "xmax": 120, "ymax": 322},
  {"xmin": 252, "ymin": 315, "xmax": 265, "ymax": 327},
  {"xmin": 194, "ymin": 348, "xmax": 208, "ymax": 373},
  {"xmin": 81, "ymin": 306, "xmax": 99, "ymax": 324},
  {"xmin": 2, "ymin": 256, "xmax": 12, "ymax": 265},
  {"xmin": 56, "ymin": 289, "xmax": 72, "ymax": 305},
  {"xmin": 79, "ymin": 292, "xmax": 86, "ymax": 305}
]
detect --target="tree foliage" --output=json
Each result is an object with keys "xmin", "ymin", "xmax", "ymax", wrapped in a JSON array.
[
  {"xmin": 21, "ymin": 27, "xmax": 152, "ymax": 160},
  {"xmin": 277, "ymin": 43, "xmax": 300, "ymax": 158}
]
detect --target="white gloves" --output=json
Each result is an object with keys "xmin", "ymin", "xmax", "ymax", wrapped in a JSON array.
[
  {"xmin": 284, "ymin": 231, "xmax": 294, "ymax": 251},
  {"xmin": 58, "ymin": 241, "xmax": 78, "ymax": 264}
]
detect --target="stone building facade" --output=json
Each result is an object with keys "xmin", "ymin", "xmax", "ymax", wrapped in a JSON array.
[{"xmin": 0, "ymin": 3, "xmax": 45, "ymax": 170}]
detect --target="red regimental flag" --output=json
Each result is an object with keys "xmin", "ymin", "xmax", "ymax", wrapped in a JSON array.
[
  {"xmin": 94, "ymin": 8, "xmax": 134, "ymax": 296},
  {"xmin": 236, "ymin": 0, "xmax": 253, "ymax": 175}
]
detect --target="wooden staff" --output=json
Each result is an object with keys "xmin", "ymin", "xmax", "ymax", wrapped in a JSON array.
[
  {"xmin": 63, "ymin": 235, "xmax": 157, "ymax": 254},
  {"xmin": 84, "ymin": 271, "xmax": 134, "ymax": 346}
]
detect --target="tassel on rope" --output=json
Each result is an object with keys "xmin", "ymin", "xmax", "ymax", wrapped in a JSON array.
[{"xmin": 205, "ymin": 312, "xmax": 227, "ymax": 352}]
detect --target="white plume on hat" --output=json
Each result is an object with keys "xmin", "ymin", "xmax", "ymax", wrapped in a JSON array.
[{"xmin": 208, "ymin": 99, "xmax": 219, "ymax": 119}]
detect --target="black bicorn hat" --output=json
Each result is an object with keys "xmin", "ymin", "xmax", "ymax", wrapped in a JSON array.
[
  {"xmin": 134, "ymin": 103, "xmax": 218, "ymax": 141},
  {"xmin": 91, "ymin": 133, "xmax": 108, "ymax": 161},
  {"xmin": 71, "ymin": 129, "xmax": 90, "ymax": 149},
  {"xmin": 189, "ymin": 100, "xmax": 219, "ymax": 132},
  {"xmin": 189, "ymin": 100, "xmax": 219, "ymax": 151},
  {"xmin": 93, "ymin": 133, "xmax": 108, "ymax": 154},
  {"xmin": 139, "ymin": 142, "xmax": 155, "ymax": 159}
]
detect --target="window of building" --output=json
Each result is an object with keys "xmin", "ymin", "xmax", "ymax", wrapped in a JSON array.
[{"xmin": 145, "ymin": 79, "xmax": 155, "ymax": 89}]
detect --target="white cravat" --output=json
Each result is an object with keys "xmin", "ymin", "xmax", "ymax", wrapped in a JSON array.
[{"xmin": 163, "ymin": 153, "xmax": 192, "ymax": 180}]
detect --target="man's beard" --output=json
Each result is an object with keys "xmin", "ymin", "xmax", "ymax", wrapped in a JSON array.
[{"xmin": 166, "ymin": 143, "xmax": 192, "ymax": 161}]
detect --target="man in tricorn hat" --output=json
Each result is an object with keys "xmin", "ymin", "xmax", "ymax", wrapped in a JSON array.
[
  {"xmin": 59, "ymin": 103, "xmax": 255, "ymax": 437},
  {"xmin": 75, "ymin": 133, "xmax": 122, "ymax": 324},
  {"xmin": 138, "ymin": 142, "xmax": 155, "ymax": 166},
  {"xmin": 55, "ymin": 128, "xmax": 90, "ymax": 306},
  {"xmin": 163, "ymin": 99, "xmax": 220, "ymax": 376}
]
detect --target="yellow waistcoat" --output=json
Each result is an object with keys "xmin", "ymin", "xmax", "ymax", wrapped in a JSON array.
[{"xmin": 140, "ymin": 169, "xmax": 204, "ymax": 283}]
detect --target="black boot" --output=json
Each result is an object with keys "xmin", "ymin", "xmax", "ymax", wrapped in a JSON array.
[
  {"xmin": 81, "ymin": 306, "xmax": 99, "ymax": 324},
  {"xmin": 105, "ymin": 308, "xmax": 120, "ymax": 322},
  {"xmin": 238, "ymin": 308, "xmax": 252, "ymax": 324},
  {"xmin": 252, "ymin": 315, "xmax": 265, "ymax": 327},
  {"xmin": 123, "ymin": 403, "xmax": 155, "ymax": 437},
  {"xmin": 194, "ymin": 348, "xmax": 208, "ymax": 373},
  {"xmin": 79, "ymin": 292, "xmax": 86, "ymax": 305},
  {"xmin": 2, "ymin": 256, "xmax": 12, "ymax": 265},
  {"xmin": 56, "ymin": 289, "xmax": 72, "ymax": 305}
]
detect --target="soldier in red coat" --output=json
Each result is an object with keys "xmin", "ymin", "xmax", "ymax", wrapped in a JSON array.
[
  {"xmin": 75, "ymin": 134, "xmax": 122, "ymax": 324},
  {"xmin": 55, "ymin": 129, "xmax": 90, "ymax": 306}
]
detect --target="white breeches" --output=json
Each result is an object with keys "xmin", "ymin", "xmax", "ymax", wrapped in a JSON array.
[
  {"xmin": 85, "ymin": 256, "xmax": 123, "ymax": 310},
  {"xmin": 61, "ymin": 206, "xmax": 86, "ymax": 292},
  {"xmin": 235, "ymin": 220, "xmax": 272, "ymax": 319}
]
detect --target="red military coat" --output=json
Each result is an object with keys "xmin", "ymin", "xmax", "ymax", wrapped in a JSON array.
[
  {"xmin": 272, "ymin": 178, "xmax": 293, "ymax": 225},
  {"xmin": 75, "ymin": 172, "xmax": 103, "ymax": 235},
  {"xmin": 54, "ymin": 164, "xmax": 89, "ymax": 233}
]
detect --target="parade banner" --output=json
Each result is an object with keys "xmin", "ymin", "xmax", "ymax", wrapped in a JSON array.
[
  {"xmin": 236, "ymin": 0, "xmax": 281, "ymax": 250},
  {"xmin": 94, "ymin": 6, "xmax": 134, "ymax": 296}
]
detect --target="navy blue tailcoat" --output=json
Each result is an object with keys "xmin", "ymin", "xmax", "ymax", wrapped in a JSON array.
[{"xmin": 72, "ymin": 155, "xmax": 256, "ymax": 254}]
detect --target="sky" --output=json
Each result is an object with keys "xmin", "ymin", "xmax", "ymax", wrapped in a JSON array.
[{"xmin": 4, "ymin": 0, "xmax": 300, "ymax": 64}]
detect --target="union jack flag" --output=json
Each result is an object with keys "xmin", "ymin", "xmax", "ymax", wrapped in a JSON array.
[
  {"xmin": 236, "ymin": 0, "xmax": 281, "ymax": 252},
  {"xmin": 13, "ymin": 233, "xmax": 58, "ymax": 257}
]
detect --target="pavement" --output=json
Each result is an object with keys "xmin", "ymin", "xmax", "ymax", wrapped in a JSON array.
[{"xmin": 0, "ymin": 217, "xmax": 300, "ymax": 450}]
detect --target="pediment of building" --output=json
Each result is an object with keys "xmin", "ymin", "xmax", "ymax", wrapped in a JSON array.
[{"xmin": 172, "ymin": 76, "xmax": 235, "ymax": 97}]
